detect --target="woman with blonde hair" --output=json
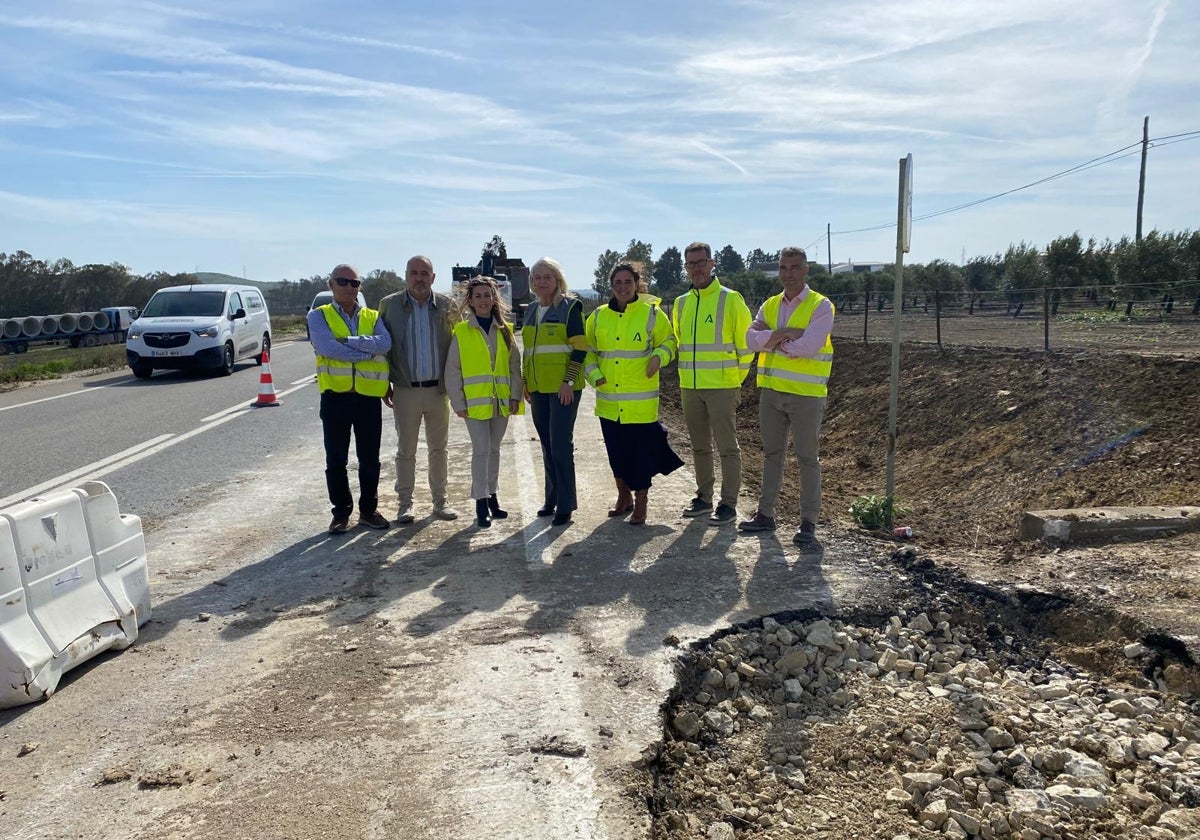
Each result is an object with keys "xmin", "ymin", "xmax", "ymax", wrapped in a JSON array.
[
  {"xmin": 445, "ymin": 276, "xmax": 523, "ymax": 528},
  {"xmin": 521, "ymin": 257, "xmax": 587, "ymax": 527},
  {"xmin": 584, "ymin": 262, "xmax": 683, "ymax": 524}
]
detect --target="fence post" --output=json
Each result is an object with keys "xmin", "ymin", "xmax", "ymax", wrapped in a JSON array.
[
  {"xmin": 863, "ymin": 285, "xmax": 870, "ymax": 344},
  {"xmin": 935, "ymin": 289, "xmax": 942, "ymax": 347},
  {"xmin": 1043, "ymin": 286, "xmax": 1050, "ymax": 351}
]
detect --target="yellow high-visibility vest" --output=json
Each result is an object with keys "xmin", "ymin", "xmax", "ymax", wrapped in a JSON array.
[
  {"xmin": 584, "ymin": 299, "xmax": 676, "ymax": 423},
  {"xmin": 755, "ymin": 291, "xmax": 834, "ymax": 398},
  {"xmin": 672, "ymin": 280, "xmax": 753, "ymax": 390},
  {"xmin": 521, "ymin": 298, "xmax": 586, "ymax": 393},
  {"xmin": 315, "ymin": 306, "xmax": 389, "ymax": 397},
  {"xmin": 453, "ymin": 320, "xmax": 514, "ymax": 419}
]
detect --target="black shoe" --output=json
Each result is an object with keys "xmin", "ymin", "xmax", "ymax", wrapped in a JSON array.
[
  {"xmin": 488, "ymin": 494, "xmax": 508, "ymax": 519},
  {"xmin": 536, "ymin": 504, "xmax": 555, "ymax": 517},
  {"xmin": 328, "ymin": 516, "xmax": 350, "ymax": 534},
  {"xmin": 475, "ymin": 499, "xmax": 491, "ymax": 528},
  {"xmin": 794, "ymin": 520, "xmax": 816, "ymax": 544},
  {"xmin": 682, "ymin": 497, "xmax": 713, "ymax": 517},
  {"xmin": 551, "ymin": 512, "xmax": 572, "ymax": 527},
  {"xmin": 709, "ymin": 503, "xmax": 737, "ymax": 526},
  {"xmin": 737, "ymin": 512, "xmax": 776, "ymax": 532},
  {"xmin": 358, "ymin": 510, "xmax": 390, "ymax": 530}
]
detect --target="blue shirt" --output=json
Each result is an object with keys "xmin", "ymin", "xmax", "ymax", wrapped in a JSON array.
[
  {"xmin": 307, "ymin": 303, "xmax": 393, "ymax": 361},
  {"xmin": 405, "ymin": 297, "xmax": 439, "ymax": 382}
]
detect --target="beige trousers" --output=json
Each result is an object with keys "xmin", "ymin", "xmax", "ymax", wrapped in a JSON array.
[
  {"xmin": 757, "ymin": 387, "xmax": 825, "ymax": 523},
  {"xmin": 465, "ymin": 413, "xmax": 509, "ymax": 500},
  {"xmin": 391, "ymin": 387, "xmax": 450, "ymax": 507},
  {"xmin": 680, "ymin": 387, "xmax": 742, "ymax": 508}
]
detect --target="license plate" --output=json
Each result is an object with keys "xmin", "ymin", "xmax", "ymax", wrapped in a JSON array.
[{"xmin": 153, "ymin": 350, "xmax": 183, "ymax": 357}]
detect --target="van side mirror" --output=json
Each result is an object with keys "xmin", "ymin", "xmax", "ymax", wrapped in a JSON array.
[{"xmin": 232, "ymin": 307, "xmax": 246, "ymax": 320}]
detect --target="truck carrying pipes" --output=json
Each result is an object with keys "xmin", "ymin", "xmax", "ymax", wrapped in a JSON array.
[{"xmin": 0, "ymin": 307, "xmax": 140, "ymax": 355}]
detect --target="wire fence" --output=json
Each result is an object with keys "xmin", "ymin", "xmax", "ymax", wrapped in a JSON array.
[{"xmin": 819, "ymin": 290, "xmax": 1200, "ymax": 355}]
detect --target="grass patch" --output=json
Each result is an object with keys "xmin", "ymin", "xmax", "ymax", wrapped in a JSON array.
[
  {"xmin": 1056, "ymin": 310, "xmax": 1132, "ymax": 324},
  {"xmin": 272, "ymin": 315, "xmax": 306, "ymax": 335},
  {"xmin": 0, "ymin": 345, "xmax": 127, "ymax": 387}
]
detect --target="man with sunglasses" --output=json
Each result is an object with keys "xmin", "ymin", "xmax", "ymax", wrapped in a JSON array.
[{"xmin": 308, "ymin": 264, "xmax": 393, "ymax": 534}]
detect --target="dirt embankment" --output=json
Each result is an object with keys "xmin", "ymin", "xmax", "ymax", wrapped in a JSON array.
[{"xmin": 659, "ymin": 344, "xmax": 1200, "ymax": 550}]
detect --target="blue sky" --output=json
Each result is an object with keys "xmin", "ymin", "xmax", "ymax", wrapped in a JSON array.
[{"xmin": 1, "ymin": 0, "xmax": 1196, "ymax": 292}]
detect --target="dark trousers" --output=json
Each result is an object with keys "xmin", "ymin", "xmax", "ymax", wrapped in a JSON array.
[
  {"xmin": 529, "ymin": 391, "xmax": 580, "ymax": 513},
  {"xmin": 600, "ymin": 418, "xmax": 684, "ymax": 491},
  {"xmin": 320, "ymin": 390, "xmax": 383, "ymax": 518}
]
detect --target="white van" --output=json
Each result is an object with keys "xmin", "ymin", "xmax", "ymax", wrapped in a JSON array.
[{"xmin": 126, "ymin": 284, "xmax": 272, "ymax": 379}]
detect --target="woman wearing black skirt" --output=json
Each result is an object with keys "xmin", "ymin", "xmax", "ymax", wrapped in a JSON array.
[{"xmin": 583, "ymin": 263, "xmax": 684, "ymax": 524}]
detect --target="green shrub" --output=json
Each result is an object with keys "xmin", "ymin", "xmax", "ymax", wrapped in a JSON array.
[{"xmin": 850, "ymin": 494, "xmax": 910, "ymax": 530}]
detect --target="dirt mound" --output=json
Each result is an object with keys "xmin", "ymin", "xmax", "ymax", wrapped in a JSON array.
[{"xmin": 659, "ymin": 344, "xmax": 1200, "ymax": 549}]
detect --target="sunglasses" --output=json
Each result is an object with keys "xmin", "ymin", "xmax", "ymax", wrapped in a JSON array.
[{"xmin": 334, "ymin": 277, "xmax": 362, "ymax": 288}]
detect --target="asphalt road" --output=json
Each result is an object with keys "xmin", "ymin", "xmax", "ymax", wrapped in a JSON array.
[{"xmin": 0, "ymin": 338, "xmax": 337, "ymax": 524}]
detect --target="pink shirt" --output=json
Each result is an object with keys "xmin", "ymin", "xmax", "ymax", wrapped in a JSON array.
[{"xmin": 745, "ymin": 286, "xmax": 835, "ymax": 358}]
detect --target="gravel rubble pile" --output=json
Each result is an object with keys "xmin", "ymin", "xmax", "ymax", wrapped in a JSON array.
[{"xmin": 653, "ymin": 612, "xmax": 1200, "ymax": 839}]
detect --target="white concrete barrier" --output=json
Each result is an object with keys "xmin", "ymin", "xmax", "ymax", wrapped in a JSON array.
[{"xmin": 0, "ymin": 481, "xmax": 151, "ymax": 709}]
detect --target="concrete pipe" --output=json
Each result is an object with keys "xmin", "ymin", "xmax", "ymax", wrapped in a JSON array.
[
  {"xmin": 21, "ymin": 316, "xmax": 43, "ymax": 337},
  {"xmin": 58, "ymin": 313, "xmax": 79, "ymax": 333},
  {"xmin": 76, "ymin": 312, "xmax": 94, "ymax": 332},
  {"xmin": 2, "ymin": 319, "xmax": 22, "ymax": 339},
  {"xmin": 39, "ymin": 315, "xmax": 60, "ymax": 335},
  {"xmin": 91, "ymin": 310, "xmax": 111, "ymax": 330}
]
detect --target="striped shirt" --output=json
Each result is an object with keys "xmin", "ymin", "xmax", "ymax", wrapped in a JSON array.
[{"xmin": 405, "ymin": 297, "xmax": 439, "ymax": 382}]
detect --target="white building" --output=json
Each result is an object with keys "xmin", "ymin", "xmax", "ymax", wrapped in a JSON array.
[{"xmin": 830, "ymin": 261, "xmax": 888, "ymax": 275}]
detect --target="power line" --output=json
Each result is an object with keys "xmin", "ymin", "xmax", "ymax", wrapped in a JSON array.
[{"xmin": 820, "ymin": 131, "xmax": 1197, "ymax": 240}]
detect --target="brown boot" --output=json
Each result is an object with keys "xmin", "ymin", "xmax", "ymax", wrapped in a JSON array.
[
  {"xmin": 608, "ymin": 477, "xmax": 633, "ymax": 517},
  {"xmin": 629, "ymin": 489, "xmax": 648, "ymax": 525}
]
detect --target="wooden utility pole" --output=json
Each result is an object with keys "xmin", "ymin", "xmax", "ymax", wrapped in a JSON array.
[
  {"xmin": 826, "ymin": 223, "xmax": 832, "ymax": 274},
  {"xmin": 1137, "ymin": 116, "xmax": 1149, "ymax": 242}
]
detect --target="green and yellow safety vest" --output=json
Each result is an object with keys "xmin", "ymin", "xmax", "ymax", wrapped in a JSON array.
[
  {"xmin": 315, "ymin": 306, "xmax": 389, "ymax": 397},
  {"xmin": 755, "ymin": 291, "xmax": 834, "ymax": 398},
  {"xmin": 672, "ymin": 280, "xmax": 753, "ymax": 390},
  {"xmin": 453, "ymin": 320, "xmax": 515, "ymax": 420},
  {"xmin": 521, "ymin": 298, "xmax": 586, "ymax": 393},
  {"xmin": 585, "ymin": 299, "xmax": 676, "ymax": 423}
]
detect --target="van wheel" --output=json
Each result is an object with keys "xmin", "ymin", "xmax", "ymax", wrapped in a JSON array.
[
  {"xmin": 219, "ymin": 342, "xmax": 235, "ymax": 376},
  {"xmin": 131, "ymin": 362, "xmax": 153, "ymax": 379},
  {"xmin": 254, "ymin": 334, "xmax": 271, "ymax": 365}
]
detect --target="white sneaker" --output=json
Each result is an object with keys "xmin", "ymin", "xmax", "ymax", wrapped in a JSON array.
[
  {"xmin": 433, "ymin": 504, "xmax": 459, "ymax": 521},
  {"xmin": 396, "ymin": 504, "xmax": 415, "ymax": 524}
]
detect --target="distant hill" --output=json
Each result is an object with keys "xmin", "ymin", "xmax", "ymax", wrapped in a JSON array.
[{"xmin": 193, "ymin": 272, "xmax": 284, "ymax": 290}]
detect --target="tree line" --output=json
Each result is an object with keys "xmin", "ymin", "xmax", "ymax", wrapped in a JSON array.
[
  {"xmin": 590, "ymin": 230, "xmax": 1200, "ymax": 313},
  {"xmin": 0, "ymin": 251, "xmax": 406, "ymax": 318}
]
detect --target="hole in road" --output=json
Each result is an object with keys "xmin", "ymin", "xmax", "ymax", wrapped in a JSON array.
[{"xmin": 646, "ymin": 552, "xmax": 1200, "ymax": 840}]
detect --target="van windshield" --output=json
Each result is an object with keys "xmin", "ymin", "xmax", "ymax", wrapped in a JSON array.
[{"xmin": 142, "ymin": 291, "xmax": 226, "ymax": 318}]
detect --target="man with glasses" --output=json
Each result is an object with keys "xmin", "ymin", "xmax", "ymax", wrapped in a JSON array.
[
  {"xmin": 308, "ymin": 264, "xmax": 393, "ymax": 534},
  {"xmin": 671, "ymin": 241, "xmax": 753, "ymax": 526},
  {"xmin": 378, "ymin": 255, "xmax": 457, "ymax": 523}
]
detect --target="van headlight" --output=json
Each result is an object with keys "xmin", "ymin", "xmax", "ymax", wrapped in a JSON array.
[
  {"xmin": 128, "ymin": 327, "xmax": 143, "ymax": 339},
  {"xmin": 192, "ymin": 325, "xmax": 219, "ymax": 338}
]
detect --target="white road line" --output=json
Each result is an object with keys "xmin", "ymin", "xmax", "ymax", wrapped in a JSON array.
[
  {"xmin": 0, "ymin": 434, "xmax": 174, "ymax": 508},
  {"xmin": 198, "ymin": 377, "xmax": 313, "ymax": 422},
  {"xmin": 276, "ymin": 380, "xmax": 314, "ymax": 398},
  {"xmin": 0, "ymin": 382, "xmax": 117, "ymax": 413},
  {"xmin": 290, "ymin": 375, "xmax": 314, "ymax": 386},
  {"xmin": 511, "ymin": 411, "xmax": 555, "ymax": 567}
]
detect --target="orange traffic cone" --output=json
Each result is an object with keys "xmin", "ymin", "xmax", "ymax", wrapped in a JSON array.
[{"xmin": 251, "ymin": 349, "xmax": 282, "ymax": 407}]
